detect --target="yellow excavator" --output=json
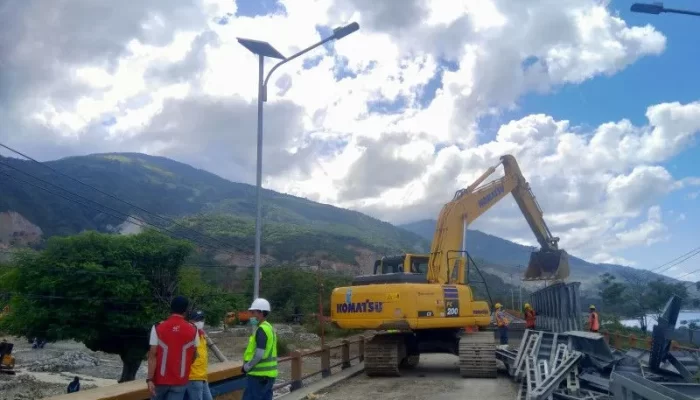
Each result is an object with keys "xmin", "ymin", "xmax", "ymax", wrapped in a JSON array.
[{"xmin": 330, "ymin": 154, "xmax": 569, "ymax": 378}]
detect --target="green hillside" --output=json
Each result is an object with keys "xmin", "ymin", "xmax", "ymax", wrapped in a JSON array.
[{"xmin": 0, "ymin": 153, "xmax": 428, "ymax": 266}]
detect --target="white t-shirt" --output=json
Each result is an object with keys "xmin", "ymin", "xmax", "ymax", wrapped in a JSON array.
[{"xmin": 149, "ymin": 324, "xmax": 201, "ymax": 346}]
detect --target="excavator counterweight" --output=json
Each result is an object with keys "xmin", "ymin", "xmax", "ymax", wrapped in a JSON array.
[{"xmin": 525, "ymin": 248, "xmax": 570, "ymax": 281}]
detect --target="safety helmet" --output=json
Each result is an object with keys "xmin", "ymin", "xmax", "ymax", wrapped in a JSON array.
[
  {"xmin": 494, "ymin": 303, "xmax": 502, "ymax": 309},
  {"xmin": 249, "ymin": 298, "xmax": 271, "ymax": 312},
  {"xmin": 524, "ymin": 303, "xmax": 531, "ymax": 309},
  {"xmin": 190, "ymin": 310, "xmax": 205, "ymax": 321},
  {"xmin": 589, "ymin": 305, "xmax": 596, "ymax": 310}
]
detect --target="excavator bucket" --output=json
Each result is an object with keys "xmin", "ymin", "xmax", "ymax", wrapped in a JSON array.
[{"xmin": 523, "ymin": 249, "xmax": 570, "ymax": 281}]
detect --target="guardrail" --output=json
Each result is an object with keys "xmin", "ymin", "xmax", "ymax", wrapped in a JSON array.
[
  {"xmin": 44, "ymin": 334, "xmax": 371, "ymax": 400},
  {"xmin": 600, "ymin": 330, "xmax": 696, "ymax": 353},
  {"xmin": 274, "ymin": 334, "xmax": 368, "ymax": 393}
]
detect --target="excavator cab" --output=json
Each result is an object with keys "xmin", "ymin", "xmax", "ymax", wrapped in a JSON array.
[
  {"xmin": 524, "ymin": 248, "xmax": 570, "ymax": 281},
  {"xmin": 352, "ymin": 254, "xmax": 430, "ymax": 286}
]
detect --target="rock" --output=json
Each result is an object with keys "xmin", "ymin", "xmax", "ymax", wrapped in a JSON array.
[
  {"xmin": 297, "ymin": 333, "xmax": 321, "ymax": 342},
  {"xmin": 228, "ymin": 327, "xmax": 252, "ymax": 337},
  {"xmin": 28, "ymin": 350, "xmax": 99, "ymax": 372},
  {"xmin": 276, "ymin": 325, "xmax": 295, "ymax": 340}
]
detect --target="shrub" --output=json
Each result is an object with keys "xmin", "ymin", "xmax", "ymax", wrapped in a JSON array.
[{"xmin": 277, "ymin": 337, "xmax": 291, "ymax": 356}]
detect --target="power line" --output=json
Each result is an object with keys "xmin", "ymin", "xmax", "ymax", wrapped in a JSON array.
[
  {"xmin": 0, "ymin": 169, "xmax": 250, "ymax": 260},
  {"xmin": 0, "ymin": 158, "xmax": 234, "ymax": 253},
  {"xmin": 649, "ymin": 246, "xmax": 700, "ymax": 275},
  {"xmin": 0, "ymin": 142, "xmax": 246, "ymax": 256}
]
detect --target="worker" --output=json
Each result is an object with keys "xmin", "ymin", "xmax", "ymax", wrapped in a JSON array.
[
  {"xmin": 66, "ymin": 377, "xmax": 80, "ymax": 393},
  {"xmin": 187, "ymin": 310, "xmax": 213, "ymax": 400},
  {"xmin": 494, "ymin": 303, "xmax": 510, "ymax": 345},
  {"xmin": 588, "ymin": 305, "xmax": 600, "ymax": 333},
  {"xmin": 524, "ymin": 303, "xmax": 536, "ymax": 330},
  {"xmin": 147, "ymin": 296, "xmax": 199, "ymax": 400},
  {"xmin": 241, "ymin": 298, "xmax": 278, "ymax": 400}
]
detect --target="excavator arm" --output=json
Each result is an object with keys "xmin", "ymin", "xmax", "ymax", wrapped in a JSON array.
[{"xmin": 426, "ymin": 154, "xmax": 569, "ymax": 284}]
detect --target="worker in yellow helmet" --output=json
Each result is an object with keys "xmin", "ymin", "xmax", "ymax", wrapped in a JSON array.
[
  {"xmin": 524, "ymin": 303, "xmax": 536, "ymax": 330},
  {"xmin": 494, "ymin": 303, "xmax": 510, "ymax": 344}
]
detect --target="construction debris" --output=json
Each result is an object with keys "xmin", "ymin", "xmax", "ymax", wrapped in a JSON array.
[{"xmin": 496, "ymin": 293, "xmax": 700, "ymax": 400}]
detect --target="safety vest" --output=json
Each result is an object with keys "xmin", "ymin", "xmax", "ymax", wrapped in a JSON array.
[
  {"xmin": 525, "ymin": 309, "xmax": 536, "ymax": 328},
  {"xmin": 589, "ymin": 312, "xmax": 600, "ymax": 331},
  {"xmin": 153, "ymin": 315, "xmax": 198, "ymax": 386},
  {"xmin": 495, "ymin": 310, "xmax": 510, "ymax": 327},
  {"xmin": 243, "ymin": 321, "xmax": 278, "ymax": 378},
  {"xmin": 189, "ymin": 329, "xmax": 209, "ymax": 381}
]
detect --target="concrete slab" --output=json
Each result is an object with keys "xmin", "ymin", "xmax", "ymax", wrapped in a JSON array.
[
  {"xmin": 278, "ymin": 363, "xmax": 365, "ymax": 400},
  {"xmin": 316, "ymin": 354, "xmax": 518, "ymax": 400}
]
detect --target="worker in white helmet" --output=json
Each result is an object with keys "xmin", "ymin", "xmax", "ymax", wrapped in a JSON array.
[{"xmin": 241, "ymin": 298, "xmax": 277, "ymax": 400}]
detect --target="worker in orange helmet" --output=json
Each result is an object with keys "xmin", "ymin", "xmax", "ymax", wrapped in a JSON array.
[{"xmin": 524, "ymin": 303, "xmax": 536, "ymax": 330}]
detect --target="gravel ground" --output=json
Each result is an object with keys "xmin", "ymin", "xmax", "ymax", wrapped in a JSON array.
[
  {"xmin": 316, "ymin": 353, "xmax": 518, "ymax": 400},
  {"xmin": 0, "ymin": 324, "xmax": 361, "ymax": 400}
]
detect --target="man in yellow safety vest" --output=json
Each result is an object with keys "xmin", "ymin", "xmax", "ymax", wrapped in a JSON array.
[
  {"xmin": 241, "ymin": 298, "xmax": 277, "ymax": 400},
  {"xmin": 187, "ymin": 310, "xmax": 213, "ymax": 400}
]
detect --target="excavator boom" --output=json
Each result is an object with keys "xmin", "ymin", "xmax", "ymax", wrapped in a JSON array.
[{"xmin": 426, "ymin": 154, "xmax": 569, "ymax": 284}]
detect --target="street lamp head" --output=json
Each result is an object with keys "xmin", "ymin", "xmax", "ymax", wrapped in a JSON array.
[
  {"xmin": 236, "ymin": 37, "xmax": 286, "ymax": 60},
  {"xmin": 332, "ymin": 22, "xmax": 360, "ymax": 40},
  {"xmin": 631, "ymin": 2, "xmax": 664, "ymax": 15}
]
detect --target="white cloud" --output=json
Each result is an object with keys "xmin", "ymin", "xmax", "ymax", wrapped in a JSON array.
[{"xmin": 1, "ymin": 0, "xmax": 698, "ymax": 266}]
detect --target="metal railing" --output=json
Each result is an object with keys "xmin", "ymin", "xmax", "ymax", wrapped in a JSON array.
[
  {"xmin": 600, "ymin": 330, "xmax": 697, "ymax": 353},
  {"xmin": 273, "ymin": 334, "xmax": 370, "ymax": 392}
]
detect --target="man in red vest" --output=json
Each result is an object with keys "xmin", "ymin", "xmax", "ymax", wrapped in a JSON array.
[{"xmin": 147, "ymin": 296, "xmax": 199, "ymax": 400}]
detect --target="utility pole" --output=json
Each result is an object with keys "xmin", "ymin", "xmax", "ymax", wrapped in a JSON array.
[
  {"xmin": 518, "ymin": 264, "xmax": 523, "ymax": 311},
  {"xmin": 237, "ymin": 22, "xmax": 360, "ymax": 300},
  {"xmin": 509, "ymin": 273, "xmax": 515, "ymax": 309}
]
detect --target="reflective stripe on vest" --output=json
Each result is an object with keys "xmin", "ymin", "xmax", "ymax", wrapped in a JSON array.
[
  {"xmin": 243, "ymin": 321, "xmax": 278, "ymax": 378},
  {"xmin": 154, "ymin": 316, "xmax": 198, "ymax": 386},
  {"xmin": 189, "ymin": 330, "xmax": 209, "ymax": 381}
]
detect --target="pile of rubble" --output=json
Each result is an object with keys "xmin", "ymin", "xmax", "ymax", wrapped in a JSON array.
[
  {"xmin": 27, "ymin": 350, "xmax": 100, "ymax": 372},
  {"xmin": 495, "ymin": 295, "xmax": 700, "ymax": 400}
]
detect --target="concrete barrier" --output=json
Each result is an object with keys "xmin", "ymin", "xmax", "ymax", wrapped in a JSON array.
[
  {"xmin": 44, "ymin": 361, "xmax": 247, "ymax": 400},
  {"xmin": 42, "ymin": 335, "xmax": 371, "ymax": 400}
]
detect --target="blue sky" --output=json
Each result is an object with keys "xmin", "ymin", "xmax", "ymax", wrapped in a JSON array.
[
  {"xmin": 230, "ymin": 0, "xmax": 700, "ymax": 276},
  {"xmin": 512, "ymin": 1, "xmax": 700, "ymax": 278}
]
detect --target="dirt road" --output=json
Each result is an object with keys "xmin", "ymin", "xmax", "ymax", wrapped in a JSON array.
[{"xmin": 317, "ymin": 353, "xmax": 518, "ymax": 400}]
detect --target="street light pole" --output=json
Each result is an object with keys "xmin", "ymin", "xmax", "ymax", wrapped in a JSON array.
[
  {"xmin": 238, "ymin": 22, "xmax": 360, "ymax": 300},
  {"xmin": 631, "ymin": 2, "xmax": 700, "ymax": 17}
]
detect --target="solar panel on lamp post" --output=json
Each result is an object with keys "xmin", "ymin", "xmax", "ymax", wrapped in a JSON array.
[
  {"xmin": 237, "ymin": 22, "xmax": 360, "ymax": 301},
  {"xmin": 631, "ymin": 2, "xmax": 700, "ymax": 17}
]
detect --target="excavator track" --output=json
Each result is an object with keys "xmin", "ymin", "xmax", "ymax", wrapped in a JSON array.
[
  {"xmin": 364, "ymin": 334, "xmax": 405, "ymax": 377},
  {"xmin": 458, "ymin": 331, "xmax": 497, "ymax": 378}
]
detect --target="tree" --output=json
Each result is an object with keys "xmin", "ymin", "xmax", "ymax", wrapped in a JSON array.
[
  {"xmin": 178, "ymin": 266, "xmax": 245, "ymax": 326},
  {"xmin": 598, "ymin": 271, "xmax": 689, "ymax": 332},
  {"xmin": 0, "ymin": 229, "xmax": 193, "ymax": 382}
]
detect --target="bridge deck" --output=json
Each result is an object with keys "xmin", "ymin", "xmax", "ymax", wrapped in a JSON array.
[{"xmin": 316, "ymin": 354, "xmax": 518, "ymax": 400}]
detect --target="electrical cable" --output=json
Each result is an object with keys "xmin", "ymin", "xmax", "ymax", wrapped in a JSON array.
[
  {"xmin": 0, "ymin": 142, "xmax": 249, "ymax": 257},
  {"xmin": 0, "ymin": 169, "xmax": 248, "ymax": 259}
]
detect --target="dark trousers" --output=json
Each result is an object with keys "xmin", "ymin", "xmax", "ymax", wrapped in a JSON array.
[
  {"xmin": 242, "ymin": 376, "xmax": 275, "ymax": 400},
  {"xmin": 498, "ymin": 326, "xmax": 509, "ymax": 345}
]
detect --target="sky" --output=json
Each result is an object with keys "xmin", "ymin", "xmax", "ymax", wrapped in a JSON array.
[{"xmin": 0, "ymin": 0, "xmax": 699, "ymax": 279}]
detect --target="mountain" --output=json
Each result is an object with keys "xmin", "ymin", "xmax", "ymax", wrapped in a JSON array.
[
  {"xmin": 399, "ymin": 219, "xmax": 694, "ymax": 295},
  {"xmin": 1, "ymin": 152, "xmax": 688, "ymax": 297},
  {"xmin": 0, "ymin": 153, "xmax": 428, "ymax": 273}
]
